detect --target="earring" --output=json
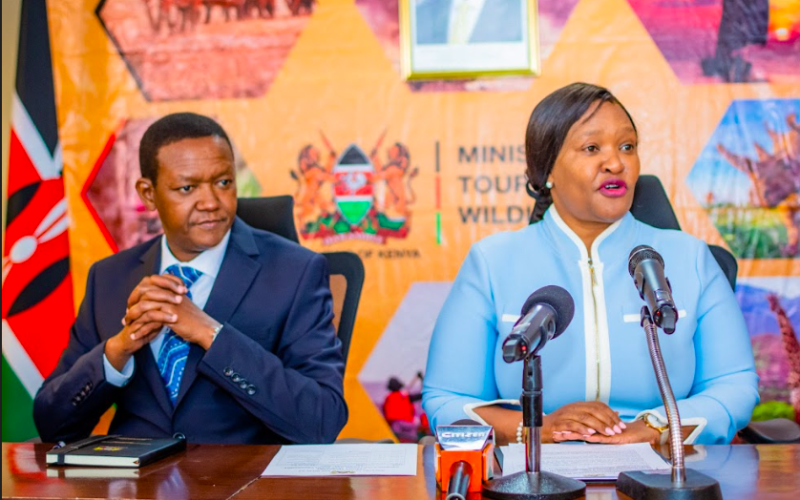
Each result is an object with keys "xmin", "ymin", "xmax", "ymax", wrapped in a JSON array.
[{"xmin": 545, "ymin": 181, "xmax": 554, "ymax": 189}]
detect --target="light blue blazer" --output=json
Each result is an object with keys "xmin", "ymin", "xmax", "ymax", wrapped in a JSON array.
[{"xmin": 422, "ymin": 206, "xmax": 758, "ymax": 444}]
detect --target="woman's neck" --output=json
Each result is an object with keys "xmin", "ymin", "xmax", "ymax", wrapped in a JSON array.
[{"xmin": 552, "ymin": 205, "xmax": 612, "ymax": 254}]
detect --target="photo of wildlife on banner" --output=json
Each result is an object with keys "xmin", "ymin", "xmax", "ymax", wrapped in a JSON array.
[
  {"xmin": 736, "ymin": 277, "xmax": 800, "ymax": 423},
  {"xmin": 687, "ymin": 98, "xmax": 800, "ymax": 259},
  {"xmin": 96, "ymin": 0, "xmax": 315, "ymax": 100},
  {"xmin": 628, "ymin": 0, "xmax": 800, "ymax": 84}
]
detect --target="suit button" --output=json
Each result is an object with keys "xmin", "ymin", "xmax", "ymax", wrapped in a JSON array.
[
  {"xmin": 239, "ymin": 381, "xmax": 248, "ymax": 390},
  {"xmin": 223, "ymin": 367, "xmax": 233, "ymax": 377},
  {"xmin": 232, "ymin": 374, "xmax": 242, "ymax": 383},
  {"xmin": 246, "ymin": 385, "xmax": 256, "ymax": 396}
]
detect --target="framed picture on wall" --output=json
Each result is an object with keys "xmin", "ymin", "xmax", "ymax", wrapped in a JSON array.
[{"xmin": 399, "ymin": 0, "xmax": 540, "ymax": 80}]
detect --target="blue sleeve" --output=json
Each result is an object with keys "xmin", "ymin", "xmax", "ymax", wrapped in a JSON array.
[
  {"xmin": 33, "ymin": 264, "xmax": 122, "ymax": 442},
  {"xmin": 422, "ymin": 245, "xmax": 501, "ymax": 429},
  {"xmin": 652, "ymin": 244, "xmax": 759, "ymax": 444}
]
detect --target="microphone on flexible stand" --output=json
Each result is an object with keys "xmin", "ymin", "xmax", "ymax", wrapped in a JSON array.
[
  {"xmin": 483, "ymin": 285, "xmax": 585, "ymax": 500},
  {"xmin": 628, "ymin": 245, "xmax": 678, "ymax": 333},
  {"xmin": 616, "ymin": 245, "xmax": 721, "ymax": 500}
]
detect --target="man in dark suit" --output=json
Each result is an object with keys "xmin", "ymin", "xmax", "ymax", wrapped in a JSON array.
[{"xmin": 33, "ymin": 113, "xmax": 347, "ymax": 444}]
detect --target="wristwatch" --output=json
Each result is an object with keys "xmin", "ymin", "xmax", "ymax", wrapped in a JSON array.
[
  {"xmin": 640, "ymin": 412, "xmax": 669, "ymax": 435},
  {"xmin": 211, "ymin": 323, "xmax": 224, "ymax": 343}
]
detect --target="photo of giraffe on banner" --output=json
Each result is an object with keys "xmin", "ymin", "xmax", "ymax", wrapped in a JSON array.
[{"xmin": 687, "ymin": 98, "xmax": 800, "ymax": 259}]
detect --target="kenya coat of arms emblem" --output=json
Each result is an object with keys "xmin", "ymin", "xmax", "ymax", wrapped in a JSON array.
[{"xmin": 291, "ymin": 132, "xmax": 418, "ymax": 244}]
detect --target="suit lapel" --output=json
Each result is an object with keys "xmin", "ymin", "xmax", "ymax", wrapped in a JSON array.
[
  {"xmin": 174, "ymin": 220, "xmax": 261, "ymax": 409},
  {"xmin": 132, "ymin": 241, "xmax": 174, "ymax": 419}
]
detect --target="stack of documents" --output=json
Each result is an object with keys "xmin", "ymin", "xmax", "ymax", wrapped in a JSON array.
[
  {"xmin": 262, "ymin": 444, "xmax": 418, "ymax": 477},
  {"xmin": 498, "ymin": 443, "xmax": 669, "ymax": 481}
]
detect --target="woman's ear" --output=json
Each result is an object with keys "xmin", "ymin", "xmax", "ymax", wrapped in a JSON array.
[{"xmin": 135, "ymin": 178, "xmax": 157, "ymax": 211}]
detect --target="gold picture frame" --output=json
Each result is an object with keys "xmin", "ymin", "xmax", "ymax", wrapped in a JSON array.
[{"xmin": 399, "ymin": 0, "xmax": 540, "ymax": 80}]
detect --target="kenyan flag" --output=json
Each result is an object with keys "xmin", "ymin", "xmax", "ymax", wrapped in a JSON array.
[{"xmin": 2, "ymin": 0, "xmax": 74, "ymax": 442}]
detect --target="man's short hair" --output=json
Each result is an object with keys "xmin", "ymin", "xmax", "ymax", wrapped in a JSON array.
[{"xmin": 139, "ymin": 112, "xmax": 233, "ymax": 184}]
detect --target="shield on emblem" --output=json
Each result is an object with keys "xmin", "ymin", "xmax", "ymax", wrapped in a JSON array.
[{"xmin": 333, "ymin": 144, "xmax": 374, "ymax": 225}]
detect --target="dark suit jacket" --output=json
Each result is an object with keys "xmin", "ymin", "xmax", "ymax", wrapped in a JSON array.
[
  {"xmin": 415, "ymin": 0, "xmax": 523, "ymax": 45},
  {"xmin": 34, "ymin": 218, "xmax": 347, "ymax": 444}
]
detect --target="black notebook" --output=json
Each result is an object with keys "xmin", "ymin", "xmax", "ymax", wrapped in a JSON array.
[{"xmin": 46, "ymin": 435, "xmax": 186, "ymax": 468}]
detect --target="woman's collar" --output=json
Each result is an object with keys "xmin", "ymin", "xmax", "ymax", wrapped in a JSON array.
[{"xmin": 544, "ymin": 204, "xmax": 630, "ymax": 262}]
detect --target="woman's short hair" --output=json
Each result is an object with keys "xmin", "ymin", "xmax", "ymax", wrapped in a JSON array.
[
  {"xmin": 139, "ymin": 112, "xmax": 233, "ymax": 185},
  {"xmin": 525, "ymin": 83, "xmax": 637, "ymax": 222}
]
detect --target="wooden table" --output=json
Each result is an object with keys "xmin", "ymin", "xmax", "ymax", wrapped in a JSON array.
[
  {"xmin": 2, "ymin": 442, "xmax": 275, "ymax": 500},
  {"xmin": 4, "ymin": 442, "xmax": 799, "ymax": 499}
]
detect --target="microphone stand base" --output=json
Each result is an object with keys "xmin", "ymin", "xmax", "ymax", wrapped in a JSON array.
[
  {"xmin": 483, "ymin": 471, "xmax": 585, "ymax": 500},
  {"xmin": 617, "ymin": 469, "xmax": 722, "ymax": 500}
]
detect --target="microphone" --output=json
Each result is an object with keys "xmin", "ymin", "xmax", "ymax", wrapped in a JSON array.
[
  {"xmin": 435, "ymin": 423, "xmax": 494, "ymax": 500},
  {"xmin": 502, "ymin": 285, "xmax": 575, "ymax": 363},
  {"xmin": 483, "ymin": 288, "xmax": 587, "ymax": 500},
  {"xmin": 628, "ymin": 245, "xmax": 678, "ymax": 334}
]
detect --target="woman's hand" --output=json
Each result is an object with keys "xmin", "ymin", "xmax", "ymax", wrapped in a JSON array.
[
  {"xmin": 472, "ymin": 406, "xmax": 523, "ymax": 446},
  {"xmin": 543, "ymin": 401, "xmax": 626, "ymax": 443},
  {"xmin": 554, "ymin": 419, "xmax": 659, "ymax": 445}
]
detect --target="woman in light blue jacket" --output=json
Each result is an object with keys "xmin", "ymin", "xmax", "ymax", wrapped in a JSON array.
[{"xmin": 422, "ymin": 83, "xmax": 758, "ymax": 445}]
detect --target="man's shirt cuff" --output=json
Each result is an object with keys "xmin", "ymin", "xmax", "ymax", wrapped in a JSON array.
[{"xmin": 103, "ymin": 354, "xmax": 134, "ymax": 387}]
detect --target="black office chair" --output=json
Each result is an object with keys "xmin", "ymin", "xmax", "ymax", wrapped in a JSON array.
[
  {"xmin": 323, "ymin": 252, "xmax": 365, "ymax": 368},
  {"xmin": 630, "ymin": 175, "xmax": 737, "ymax": 289},
  {"xmin": 237, "ymin": 195, "xmax": 300, "ymax": 243},
  {"xmin": 630, "ymin": 175, "xmax": 800, "ymax": 444},
  {"xmin": 235, "ymin": 196, "xmax": 364, "ymax": 370}
]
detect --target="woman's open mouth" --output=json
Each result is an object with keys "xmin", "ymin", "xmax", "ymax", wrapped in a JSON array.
[{"xmin": 599, "ymin": 180, "xmax": 628, "ymax": 198}]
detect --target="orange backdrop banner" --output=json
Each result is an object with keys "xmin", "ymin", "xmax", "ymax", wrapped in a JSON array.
[{"xmin": 45, "ymin": 0, "xmax": 800, "ymax": 440}]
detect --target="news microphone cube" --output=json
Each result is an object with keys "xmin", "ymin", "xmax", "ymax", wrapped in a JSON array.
[{"xmin": 434, "ymin": 425, "xmax": 494, "ymax": 496}]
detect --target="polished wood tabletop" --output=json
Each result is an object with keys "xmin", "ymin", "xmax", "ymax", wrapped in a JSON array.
[
  {"xmin": 2, "ymin": 442, "xmax": 276, "ymax": 500},
  {"xmin": 3, "ymin": 442, "xmax": 799, "ymax": 499}
]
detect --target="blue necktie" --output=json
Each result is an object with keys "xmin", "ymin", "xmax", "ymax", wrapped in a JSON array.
[{"xmin": 157, "ymin": 264, "xmax": 201, "ymax": 406}]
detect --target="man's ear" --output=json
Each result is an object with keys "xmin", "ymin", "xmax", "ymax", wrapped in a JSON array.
[{"xmin": 136, "ymin": 178, "xmax": 157, "ymax": 211}]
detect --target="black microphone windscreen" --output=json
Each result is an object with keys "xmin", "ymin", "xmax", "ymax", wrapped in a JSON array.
[
  {"xmin": 628, "ymin": 245, "xmax": 664, "ymax": 277},
  {"xmin": 520, "ymin": 285, "xmax": 575, "ymax": 337}
]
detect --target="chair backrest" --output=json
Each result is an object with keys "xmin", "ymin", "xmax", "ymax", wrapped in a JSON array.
[
  {"xmin": 236, "ymin": 196, "xmax": 300, "ymax": 243},
  {"xmin": 323, "ymin": 251, "xmax": 365, "ymax": 368},
  {"xmin": 629, "ymin": 175, "xmax": 737, "ymax": 290},
  {"xmin": 629, "ymin": 175, "xmax": 682, "ymax": 231},
  {"xmin": 235, "ymin": 196, "xmax": 364, "ymax": 367},
  {"xmin": 708, "ymin": 244, "xmax": 738, "ymax": 290}
]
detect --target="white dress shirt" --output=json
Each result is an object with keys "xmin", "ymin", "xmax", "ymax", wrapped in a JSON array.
[{"xmin": 103, "ymin": 230, "xmax": 231, "ymax": 387}]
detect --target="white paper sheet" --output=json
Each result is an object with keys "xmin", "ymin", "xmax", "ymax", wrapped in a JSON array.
[
  {"xmin": 500, "ymin": 443, "xmax": 669, "ymax": 481},
  {"xmin": 261, "ymin": 444, "xmax": 418, "ymax": 477}
]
